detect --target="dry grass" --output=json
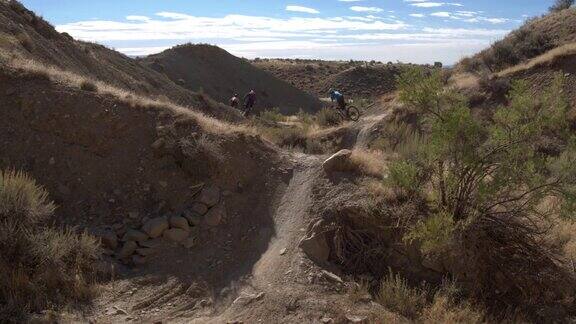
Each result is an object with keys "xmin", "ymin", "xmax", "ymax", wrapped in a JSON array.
[
  {"xmin": 349, "ymin": 149, "xmax": 388, "ymax": 178},
  {"xmin": 180, "ymin": 134, "xmax": 225, "ymax": 162},
  {"xmin": 0, "ymin": 53, "xmax": 254, "ymax": 136},
  {"xmin": 497, "ymin": 42, "xmax": 576, "ymax": 77},
  {"xmin": 376, "ymin": 270, "xmax": 427, "ymax": 318},
  {"xmin": 421, "ymin": 282, "xmax": 485, "ymax": 324},
  {"xmin": 0, "ymin": 169, "xmax": 101, "ymax": 322}
]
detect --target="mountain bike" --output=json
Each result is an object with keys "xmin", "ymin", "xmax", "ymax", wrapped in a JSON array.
[{"xmin": 335, "ymin": 104, "xmax": 361, "ymax": 122}]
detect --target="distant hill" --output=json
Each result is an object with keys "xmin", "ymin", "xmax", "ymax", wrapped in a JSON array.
[
  {"xmin": 140, "ymin": 44, "xmax": 323, "ymax": 115},
  {"xmin": 459, "ymin": 8, "xmax": 576, "ymax": 73},
  {"xmin": 254, "ymin": 59, "xmax": 407, "ymax": 99}
]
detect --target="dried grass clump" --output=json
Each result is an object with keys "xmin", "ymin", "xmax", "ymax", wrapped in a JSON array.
[
  {"xmin": 80, "ymin": 80, "xmax": 97, "ymax": 92},
  {"xmin": 349, "ymin": 149, "xmax": 387, "ymax": 178},
  {"xmin": 0, "ymin": 169, "xmax": 101, "ymax": 322},
  {"xmin": 376, "ymin": 270, "xmax": 427, "ymax": 318}
]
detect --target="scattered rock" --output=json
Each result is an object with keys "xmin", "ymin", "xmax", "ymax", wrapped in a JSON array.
[
  {"xmin": 280, "ymin": 248, "xmax": 287, "ymax": 256},
  {"xmin": 233, "ymin": 292, "xmax": 265, "ymax": 306},
  {"xmin": 321, "ymin": 317, "xmax": 333, "ymax": 323},
  {"xmin": 345, "ymin": 315, "xmax": 368, "ymax": 323},
  {"xmin": 299, "ymin": 221, "xmax": 330, "ymax": 265},
  {"xmin": 183, "ymin": 210, "xmax": 203, "ymax": 226},
  {"xmin": 48, "ymin": 157, "xmax": 56, "ymax": 165},
  {"xmin": 128, "ymin": 211, "xmax": 139, "ymax": 219},
  {"xmin": 136, "ymin": 248, "xmax": 158, "ymax": 257},
  {"xmin": 132, "ymin": 255, "xmax": 147, "ymax": 266},
  {"xmin": 170, "ymin": 215, "xmax": 190, "ymax": 231},
  {"xmin": 98, "ymin": 229, "xmax": 118, "ymax": 250},
  {"xmin": 322, "ymin": 149, "xmax": 353, "ymax": 174},
  {"xmin": 182, "ymin": 236, "xmax": 197, "ymax": 249},
  {"xmin": 122, "ymin": 229, "xmax": 149, "ymax": 242},
  {"xmin": 321, "ymin": 270, "xmax": 343, "ymax": 283},
  {"xmin": 113, "ymin": 306, "xmax": 129, "ymax": 315},
  {"xmin": 198, "ymin": 185, "xmax": 221, "ymax": 207},
  {"xmin": 151, "ymin": 138, "xmax": 166, "ymax": 152},
  {"xmin": 140, "ymin": 239, "xmax": 162, "ymax": 249},
  {"xmin": 119, "ymin": 241, "xmax": 138, "ymax": 258},
  {"xmin": 142, "ymin": 217, "xmax": 169, "ymax": 238},
  {"xmin": 190, "ymin": 202, "xmax": 209, "ymax": 215},
  {"xmin": 163, "ymin": 228, "xmax": 189, "ymax": 243},
  {"xmin": 204, "ymin": 204, "xmax": 226, "ymax": 227}
]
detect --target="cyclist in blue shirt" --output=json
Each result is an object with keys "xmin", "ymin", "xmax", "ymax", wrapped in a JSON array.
[{"xmin": 329, "ymin": 89, "xmax": 346, "ymax": 111}]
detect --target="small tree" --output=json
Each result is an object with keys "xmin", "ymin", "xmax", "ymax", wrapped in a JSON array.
[{"xmin": 549, "ymin": 0, "xmax": 574, "ymax": 12}]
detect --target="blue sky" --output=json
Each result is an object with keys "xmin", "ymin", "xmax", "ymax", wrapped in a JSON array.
[{"xmin": 21, "ymin": 0, "xmax": 555, "ymax": 64}]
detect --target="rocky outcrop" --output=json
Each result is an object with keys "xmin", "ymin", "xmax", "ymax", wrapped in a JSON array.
[{"xmin": 322, "ymin": 149, "xmax": 353, "ymax": 174}]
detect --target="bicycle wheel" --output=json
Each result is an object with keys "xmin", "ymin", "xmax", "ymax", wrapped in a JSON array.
[{"xmin": 347, "ymin": 105, "xmax": 361, "ymax": 121}]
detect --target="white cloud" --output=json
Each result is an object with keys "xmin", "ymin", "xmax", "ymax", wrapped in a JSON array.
[
  {"xmin": 409, "ymin": 14, "xmax": 425, "ymax": 17},
  {"xmin": 431, "ymin": 12, "xmax": 451, "ymax": 17},
  {"xmin": 55, "ymin": 9, "xmax": 516, "ymax": 64},
  {"xmin": 339, "ymin": 0, "xmax": 364, "ymax": 2},
  {"xmin": 408, "ymin": 2, "xmax": 463, "ymax": 8},
  {"xmin": 285, "ymin": 5, "xmax": 319, "ymax": 14},
  {"xmin": 126, "ymin": 15, "xmax": 150, "ymax": 22},
  {"xmin": 350, "ymin": 6, "xmax": 384, "ymax": 13}
]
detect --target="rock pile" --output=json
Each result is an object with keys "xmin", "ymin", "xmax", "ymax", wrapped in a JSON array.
[{"xmin": 95, "ymin": 184, "xmax": 226, "ymax": 265}]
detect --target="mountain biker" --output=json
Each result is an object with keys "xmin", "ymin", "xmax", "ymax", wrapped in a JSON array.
[
  {"xmin": 329, "ymin": 89, "xmax": 346, "ymax": 111},
  {"xmin": 230, "ymin": 93, "xmax": 240, "ymax": 109},
  {"xmin": 243, "ymin": 90, "xmax": 256, "ymax": 117}
]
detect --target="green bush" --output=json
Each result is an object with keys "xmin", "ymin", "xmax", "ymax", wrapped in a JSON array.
[{"xmin": 0, "ymin": 170, "xmax": 101, "ymax": 322}]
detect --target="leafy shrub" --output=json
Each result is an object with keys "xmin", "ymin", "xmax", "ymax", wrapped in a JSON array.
[
  {"xmin": 404, "ymin": 211, "xmax": 455, "ymax": 254},
  {"xmin": 0, "ymin": 170, "xmax": 101, "ymax": 322},
  {"xmin": 80, "ymin": 80, "xmax": 98, "ymax": 92},
  {"xmin": 394, "ymin": 66, "xmax": 576, "ymax": 313},
  {"xmin": 316, "ymin": 108, "xmax": 341, "ymax": 127}
]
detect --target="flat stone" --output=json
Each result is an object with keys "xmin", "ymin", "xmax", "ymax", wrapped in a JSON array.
[
  {"xmin": 139, "ymin": 239, "xmax": 162, "ymax": 249},
  {"xmin": 163, "ymin": 228, "xmax": 189, "ymax": 243},
  {"xmin": 132, "ymin": 255, "xmax": 147, "ymax": 266},
  {"xmin": 204, "ymin": 204, "xmax": 226, "ymax": 227},
  {"xmin": 183, "ymin": 210, "xmax": 203, "ymax": 226},
  {"xmin": 190, "ymin": 202, "xmax": 208, "ymax": 215},
  {"xmin": 182, "ymin": 236, "xmax": 197, "ymax": 249},
  {"xmin": 322, "ymin": 149, "xmax": 353, "ymax": 174},
  {"xmin": 198, "ymin": 185, "xmax": 221, "ymax": 207},
  {"xmin": 142, "ymin": 217, "xmax": 169, "ymax": 238},
  {"xmin": 122, "ymin": 229, "xmax": 149, "ymax": 242},
  {"xmin": 170, "ymin": 215, "xmax": 190, "ymax": 231},
  {"xmin": 119, "ymin": 241, "xmax": 138, "ymax": 258},
  {"xmin": 98, "ymin": 229, "xmax": 118, "ymax": 250},
  {"xmin": 299, "ymin": 221, "xmax": 330, "ymax": 265},
  {"xmin": 136, "ymin": 248, "xmax": 158, "ymax": 257}
]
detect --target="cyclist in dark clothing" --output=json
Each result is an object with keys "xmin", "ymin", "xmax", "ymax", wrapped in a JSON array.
[
  {"xmin": 230, "ymin": 93, "xmax": 240, "ymax": 109},
  {"xmin": 243, "ymin": 90, "xmax": 256, "ymax": 117},
  {"xmin": 329, "ymin": 89, "xmax": 346, "ymax": 110}
]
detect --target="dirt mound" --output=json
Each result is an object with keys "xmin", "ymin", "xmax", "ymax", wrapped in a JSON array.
[
  {"xmin": 322, "ymin": 65, "xmax": 402, "ymax": 99},
  {"xmin": 0, "ymin": 1, "xmax": 216, "ymax": 111},
  {"xmin": 140, "ymin": 44, "xmax": 323, "ymax": 115},
  {"xmin": 253, "ymin": 59, "xmax": 348, "ymax": 97},
  {"xmin": 254, "ymin": 59, "xmax": 403, "ymax": 99}
]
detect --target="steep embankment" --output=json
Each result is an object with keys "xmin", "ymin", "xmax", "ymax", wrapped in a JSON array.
[
  {"xmin": 461, "ymin": 8, "xmax": 576, "ymax": 72},
  {"xmin": 0, "ymin": 0, "xmax": 226, "ymax": 115},
  {"xmin": 140, "ymin": 44, "xmax": 323, "ymax": 115}
]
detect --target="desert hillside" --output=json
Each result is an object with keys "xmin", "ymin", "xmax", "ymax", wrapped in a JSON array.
[
  {"xmin": 254, "ymin": 58, "xmax": 406, "ymax": 99},
  {"xmin": 459, "ymin": 7, "xmax": 576, "ymax": 72},
  {"xmin": 3, "ymin": 0, "xmax": 576, "ymax": 323},
  {"xmin": 140, "ymin": 44, "xmax": 323, "ymax": 115}
]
